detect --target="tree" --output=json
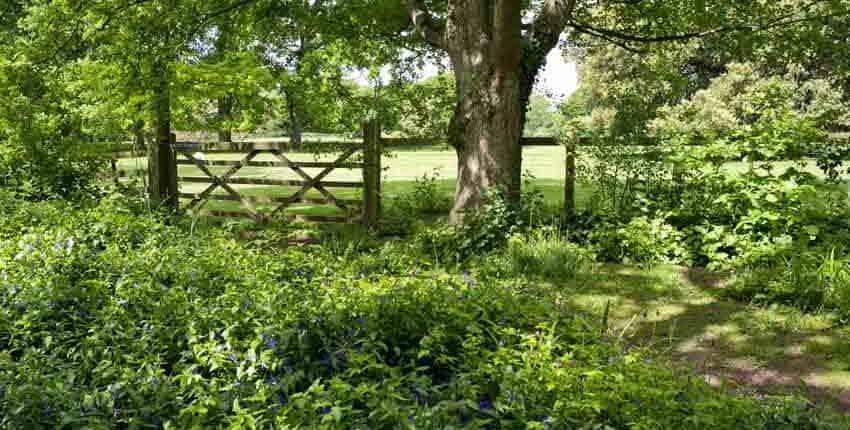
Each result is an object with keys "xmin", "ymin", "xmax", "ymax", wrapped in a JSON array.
[{"xmin": 404, "ymin": 0, "xmax": 844, "ymax": 221}]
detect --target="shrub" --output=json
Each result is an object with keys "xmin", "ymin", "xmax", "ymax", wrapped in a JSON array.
[
  {"xmin": 587, "ymin": 216, "xmax": 690, "ymax": 266},
  {"xmin": 726, "ymin": 247, "xmax": 850, "ymax": 321}
]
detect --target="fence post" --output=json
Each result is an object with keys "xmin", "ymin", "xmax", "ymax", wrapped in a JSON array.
[
  {"xmin": 362, "ymin": 120, "xmax": 382, "ymax": 227},
  {"xmin": 564, "ymin": 131, "xmax": 577, "ymax": 218}
]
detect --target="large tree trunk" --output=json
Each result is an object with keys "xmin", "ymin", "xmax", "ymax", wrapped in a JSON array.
[{"xmin": 445, "ymin": 1, "xmax": 523, "ymax": 223}]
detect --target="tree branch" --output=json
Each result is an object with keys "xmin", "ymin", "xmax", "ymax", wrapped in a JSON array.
[
  {"xmin": 405, "ymin": 0, "xmax": 445, "ymax": 50},
  {"xmin": 568, "ymin": 0, "xmax": 838, "ymax": 46},
  {"xmin": 529, "ymin": 0, "xmax": 578, "ymax": 45}
]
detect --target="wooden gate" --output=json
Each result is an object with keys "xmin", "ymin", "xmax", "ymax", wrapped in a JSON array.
[{"xmin": 170, "ymin": 122, "xmax": 382, "ymax": 225}]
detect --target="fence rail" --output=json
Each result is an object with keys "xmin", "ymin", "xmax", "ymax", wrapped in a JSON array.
[{"xmin": 111, "ymin": 130, "xmax": 850, "ymax": 223}]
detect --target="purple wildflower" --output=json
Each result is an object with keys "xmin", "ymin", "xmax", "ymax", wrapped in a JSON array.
[
  {"xmin": 262, "ymin": 332, "xmax": 278, "ymax": 349},
  {"xmin": 478, "ymin": 398, "xmax": 493, "ymax": 411}
]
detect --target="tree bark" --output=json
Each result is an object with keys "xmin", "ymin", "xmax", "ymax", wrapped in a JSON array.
[
  {"xmin": 285, "ymin": 88, "xmax": 303, "ymax": 148},
  {"xmin": 407, "ymin": 0, "xmax": 576, "ymax": 222},
  {"xmin": 132, "ymin": 119, "xmax": 145, "ymax": 150},
  {"xmin": 148, "ymin": 60, "xmax": 178, "ymax": 212},
  {"xmin": 445, "ymin": 0, "xmax": 523, "ymax": 223},
  {"xmin": 218, "ymin": 94, "xmax": 233, "ymax": 143}
]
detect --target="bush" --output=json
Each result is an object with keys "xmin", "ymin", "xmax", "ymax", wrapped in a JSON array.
[
  {"xmin": 726, "ymin": 247, "xmax": 850, "ymax": 321},
  {"xmin": 0, "ymin": 197, "xmax": 840, "ymax": 428},
  {"xmin": 587, "ymin": 216, "xmax": 690, "ymax": 266}
]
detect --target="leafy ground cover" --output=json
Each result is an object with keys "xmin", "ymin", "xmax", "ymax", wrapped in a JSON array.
[{"xmin": 1, "ymin": 194, "xmax": 846, "ymax": 428}]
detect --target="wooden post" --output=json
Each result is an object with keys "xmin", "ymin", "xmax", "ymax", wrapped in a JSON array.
[
  {"xmin": 362, "ymin": 120, "xmax": 382, "ymax": 227},
  {"xmin": 564, "ymin": 131, "xmax": 577, "ymax": 218},
  {"xmin": 110, "ymin": 158, "xmax": 118, "ymax": 187}
]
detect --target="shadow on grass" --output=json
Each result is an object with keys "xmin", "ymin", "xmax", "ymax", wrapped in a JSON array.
[{"xmin": 556, "ymin": 264, "xmax": 850, "ymax": 412}]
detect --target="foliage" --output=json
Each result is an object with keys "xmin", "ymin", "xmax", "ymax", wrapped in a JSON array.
[
  {"xmin": 727, "ymin": 248, "xmax": 850, "ymax": 322},
  {"xmin": 400, "ymin": 169, "xmax": 453, "ymax": 215},
  {"xmin": 587, "ymin": 216, "xmax": 691, "ymax": 267},
  {"xmin": 0, "ymin": 54, "xmax": 107, "ymax": 199},
  {"xmin": 0, "ymin": 195, "xmax": 842, "ymax": 428},
  {"xmin": 524, "ymin": 94, "xmax": 561, "ymax": 137},
  {"xmin": 415, "ymin": 180, "xmax": 545, "ymax": 265}
]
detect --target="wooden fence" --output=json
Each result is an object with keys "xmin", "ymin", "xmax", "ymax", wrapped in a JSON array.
[
  {"xmin": 111, "ymin": 123, "xmax": 575, "ymax": 225},
  {"xmin": 115, "ymin": 122, "xmax": 382, "ymax": 225}
]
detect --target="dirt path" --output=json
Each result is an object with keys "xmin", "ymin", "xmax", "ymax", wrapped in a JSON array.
[{"xmin": 563, "ymin": 265, "xmax": 850, "ymax": 412}]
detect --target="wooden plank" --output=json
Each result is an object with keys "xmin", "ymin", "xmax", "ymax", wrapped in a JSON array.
[
  {"xmin": 380, "ymin": 136, "xmax": 562, "ymax": 146},
  {"xmin": 381, "ymin": 137, "xmax": 443, "ymax": 146},
  {"xmin": 178, "ymin": 192, "xmax": 360, "ymax": 206},
  {"xmin": 177, "ymin": 176, "xmax": 364, "ymax": 188},
  {"xmin": 271, "ymin": 150, "xmax": 354, "ymax": 213},
  {"xmin": 175, "ymin": 159, "xmax": 363, "ymax": 169},
  {"xmin": 564, "ymin": 138, "xmax": 577, "ymax": 217},
  {"xmin": 191, "ymin": 209, "xmax": 257, "ymax": 219},
  {"xmin": 285, "ymin": 214, "xmax": 356, "ymax": 224},
  {"xmin": 172, "ymin": 140, "xmax": 360, "ymax": 153}
]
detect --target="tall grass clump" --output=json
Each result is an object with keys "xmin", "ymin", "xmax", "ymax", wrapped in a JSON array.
[{"xmin": 501, "ymin": 229, "xmax": 594, "ymax": 280}]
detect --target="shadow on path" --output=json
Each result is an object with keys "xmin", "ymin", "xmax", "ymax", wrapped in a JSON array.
[{"xmin": 561, "ymin": 265, "xmax": 850, "ymax": 412}]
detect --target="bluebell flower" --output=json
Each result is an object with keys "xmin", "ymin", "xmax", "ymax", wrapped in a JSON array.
[
  {"xmin": 462, "ymin": 270, "xmax": 475, "ymax": 286},
  {"xmin": 277, "ymin": 392, "xmax": 288, "ymax": 405},
  {"xmin": 356, "ymin": 315, "xmax": 367, "ymax": 325},
  {"xmin": 478, "ymin": 398, "xmax": 493, "ymax": 411},
  {"xmin": 316, "ymin": 406, "xmax": 332, "ymax": 415},
  {"xmin": 407, "ymin": 412, "xmax": 415, "ymax": 422},
  {"xmin": 228, "ymin": 353, "xmax": 237, "ymax": 362},
  {"xmin": 319, "ymin": 352, "xmax": 333, "ymax": 369},
  {"xmin": 262, "ymin": 332, "xmax": 278, "ymax": 349},
  {"xmin": 334, "ymin": 351, "xmax": 347, "ymax": 364},
  {"xmin": 266, "ymin": 375, "xmax": 279, "ymax": 385}
]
